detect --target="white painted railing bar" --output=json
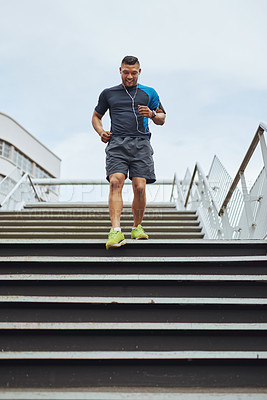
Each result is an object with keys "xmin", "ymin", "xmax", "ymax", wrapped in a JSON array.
[{"xmin": 32, "ymin": 179, "xmax": 173, "ymax": 186}]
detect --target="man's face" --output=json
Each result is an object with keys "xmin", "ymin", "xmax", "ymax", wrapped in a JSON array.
[{"xmin": 120, "ymin": 63, "xmax": 141, "ymax": 87}]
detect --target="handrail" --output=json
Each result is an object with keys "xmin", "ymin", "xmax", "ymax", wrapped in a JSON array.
[
  {"xmin": 169, "ymin": 173, "xmax": 176, "ymax": 202},
  {"xmin": 184, "ymin": 165, "xmax": 197, "ymax": 208},
  {"xmin": 28, "ymin": 175, "xmax": 42, "ymax": 202},
  {"xmin": 184, "ymin": 162, "xmax": 220, "ymax": 214},
  {"xmin": 219, "ymin": 122, "xmax": 267, "ymax": 216},
  {"xmin": 32, "ymin": 179, "xmax": 173, "ymax": 186}
]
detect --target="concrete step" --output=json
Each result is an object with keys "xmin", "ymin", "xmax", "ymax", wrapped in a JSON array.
[
  {"xmin": 1, "ymin": 350, "xmax": 267, "ymax": 360},
  {"xmin": 0, "ymin": 204, "xmax": 266, "ymax": 391},
  {"xmin": 1, "ymin": 298, "xmax": 267, "ymax": 324},
  {"xmin": 1, "ymin": 322, "xmax": 267, "ymax": 331},
  {"xmin": 0, "ymin": 232, "xmax": 205, "ymax": 239},
  {"xmin": 1, "ymin": 255, "xmax": 267, "ymax": 281},
  {"xmin": 0, "ymin": 226, "xmax": 203, "ymax": 233},
  {"xmin": 2, "ymin": 273, "xmax": 266, "ymax": 282},
  {"xmin": 1, "ymin": 280, "xmax": 266, "ymax": 297},
  {"xmin": 1, "ymin": 329, "xmax": 267, "ymax": 352},
  {"xmin": 23, "ymin": 202, "xmax": 178, "ymax": 209},
  {"xmin": 0, "ymin": 214, "xmax": 199, "ymax": 223},
  {"xmin": 0, "ymin": 254, "xmax": 266, "ymax": 274},
  {"xmin": 0, "ymin": 220, "xmax": 201, "ymax": 227},
  {"xmin": 0, "ymin": 388, "xmax": 266, "ymax": 400},
  {"xmin": 0, "ymin": 353, "xmax": 267, "ymax": 388},
  {"xmin": 0, "ymin": 211, "xmax": 198, "ymax": 219},
  {"xmin": 0, "ymin": 240, "xmax": 266, "ymax": 257}
]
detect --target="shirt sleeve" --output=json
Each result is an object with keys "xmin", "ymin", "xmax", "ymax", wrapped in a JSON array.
[
  {"xmin": 157, "ymin": 100, "xmax": 166, "ymax": 114},
  {"xmin": 148, "ymin": 88, "xmax": 160, "ymax": 111},
  {"xmin": 95, "ymin": 90, "xmax": 109, "ymax": 116}
]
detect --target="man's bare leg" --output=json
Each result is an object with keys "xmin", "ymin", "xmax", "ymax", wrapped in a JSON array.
[
  {"xmin": 109, "ymin": 173, "xmax": 125, "ymax": 228},
  {"xmin": 132, "ymin": 177, "xmax": 146, "ymax": 227}
]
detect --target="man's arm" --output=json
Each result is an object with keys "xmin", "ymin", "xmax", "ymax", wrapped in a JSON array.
[
  {"xmin": 92, "ymin": 110, "xmax": 112, "ymax": 143},
  {"xmin": 137, "ymin": 106, "xmax": 166, "ymax": 126}
]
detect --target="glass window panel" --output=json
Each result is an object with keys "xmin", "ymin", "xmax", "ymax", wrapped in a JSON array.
[
  {"xmin": 3, "ymin": 143, "xmax": 10, "ymax": 158},
  {"xmin": 13, "ymin": 150, "xmax": 18, "ymax": 163}
]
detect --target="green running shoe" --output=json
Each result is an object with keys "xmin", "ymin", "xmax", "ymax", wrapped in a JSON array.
[
  {"xmin": 106, "ymin": 228, "xmax": 126, "ymax": 250},
  {"xmin": 131, "ymin": 224, "xmax": 149, "ymax": 240}
]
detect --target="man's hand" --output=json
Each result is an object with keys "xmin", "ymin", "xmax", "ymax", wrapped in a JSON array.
[
  {"xmin": 92, "ymin": 111, "xmax": 112, "ymax": 143},
  {"xmin": 100, "ymin": 130, "xmax": 112, "ymax": 143},
  {"xmin": 138, "ymin": 105, "xmax": 153, "ymax": 118},
  {"xmin": 138, "ymin": 105, "xmax": 166, "ymax": 126}
]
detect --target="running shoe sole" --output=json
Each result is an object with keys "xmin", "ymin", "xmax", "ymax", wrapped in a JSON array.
[{"xmin": 106, "ymin": 239, "xmax": 127, "ymax": 250}]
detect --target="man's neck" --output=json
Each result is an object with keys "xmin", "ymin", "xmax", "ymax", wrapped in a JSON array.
[{"xmin": 121, "ymin": 82, "xmax": 138, "ymax": 89}]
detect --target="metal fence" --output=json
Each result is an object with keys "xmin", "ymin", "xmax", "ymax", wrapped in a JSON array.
[{"xmin": 172, "ymin": 122, "xmax": 267, "ymax": 239}]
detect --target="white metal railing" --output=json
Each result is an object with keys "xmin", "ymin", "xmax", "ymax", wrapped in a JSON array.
[
  {"xmin": 237, "ymin": 166, "xmax": 267, "ymax": 239},
  {"xmin": 208, "ymin": 156, "xmax": 244, "ymax": 237},
  {"xmin": 0, "ymin": 171, "xmax": 42, "ymax": 211},
  {"xmin": 32, "ymin": 179, "xmax": 174, "ymax": 204},
  {"xmin": 173, "ymin": 122, "xmax": 267, "ymax": 239},
  {"xmin": 171, "ymin": 162, "xmax": 223, "ymax": 239},
  {"xmin": 0, "ymin": 167, "xmax": 23, "ymax": 203},
  {"xmin": 0, "ymin": 175, "xmax": 174, "ymax": 211}
]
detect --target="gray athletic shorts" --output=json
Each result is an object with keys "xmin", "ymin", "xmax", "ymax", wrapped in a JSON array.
[{"xmin": 105, "ymin": 136, "xmax": 156, "ymax": 184}]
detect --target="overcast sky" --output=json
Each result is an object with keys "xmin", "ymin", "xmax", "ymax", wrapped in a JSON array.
[{"xmin": 1, "ymin": 0, "xmax": 267, "ymax": 193}]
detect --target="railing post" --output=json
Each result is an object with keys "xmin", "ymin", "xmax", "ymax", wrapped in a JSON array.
[
  {"xmin": 220, "ymin": 209, "xmax": 233, "ymax": 239},
  {"xmin": 239, "ymin": 171, "xmax": 255, "ymax": 238},
  {"xmin": 197, "ymin": 171, "xmax": 222, "ymax": 238},
  {"xmin": 258, "ymin": 129, "xmax": 267, "ymax": 180}
]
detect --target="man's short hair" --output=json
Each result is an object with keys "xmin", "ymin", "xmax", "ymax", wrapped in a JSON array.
[{"xmin": 121, "ymin": 56, "xmax": 140, "ymax": 66}]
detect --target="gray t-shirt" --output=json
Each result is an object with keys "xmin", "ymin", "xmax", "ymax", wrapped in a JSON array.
[{"xmin": 95, "ymin": 83, "xmax": 165, "ymax": 138}]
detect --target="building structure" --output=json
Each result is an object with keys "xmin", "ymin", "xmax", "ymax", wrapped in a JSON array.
[
  {"xmin": 0, "ymin": 112, "xmax": 61, "ymax": 182},
  {"xmin": 0, "ymin": 112, "xmax": 61, "ymax": 203}
]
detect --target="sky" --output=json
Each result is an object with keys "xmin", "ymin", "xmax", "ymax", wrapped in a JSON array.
[{"xmin": 1, "ymin": 0, "xmax": 267, "ymax": 199}]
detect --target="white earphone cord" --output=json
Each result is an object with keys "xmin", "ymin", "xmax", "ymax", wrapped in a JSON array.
[{"xmin": 123, "ymin": 84, "xmax": 151, "ymax": 134}]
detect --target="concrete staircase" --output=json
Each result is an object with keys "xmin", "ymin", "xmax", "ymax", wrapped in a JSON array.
[
  {"xmin": 0, "ymin": 202, "xmax": 267, "ymax": 399},
  {"xmin": 0, "ymin": 202, "xmax": 204, "ymax": 240}
]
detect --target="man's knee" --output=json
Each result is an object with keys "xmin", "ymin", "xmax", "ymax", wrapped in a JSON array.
[
  {"xmin": 109, "ymin": 174, "xmax": 125, "ymax": 192},
  {"xmin": 132, "ymin": 179, "xmax": 146, "ymax": 198}
]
